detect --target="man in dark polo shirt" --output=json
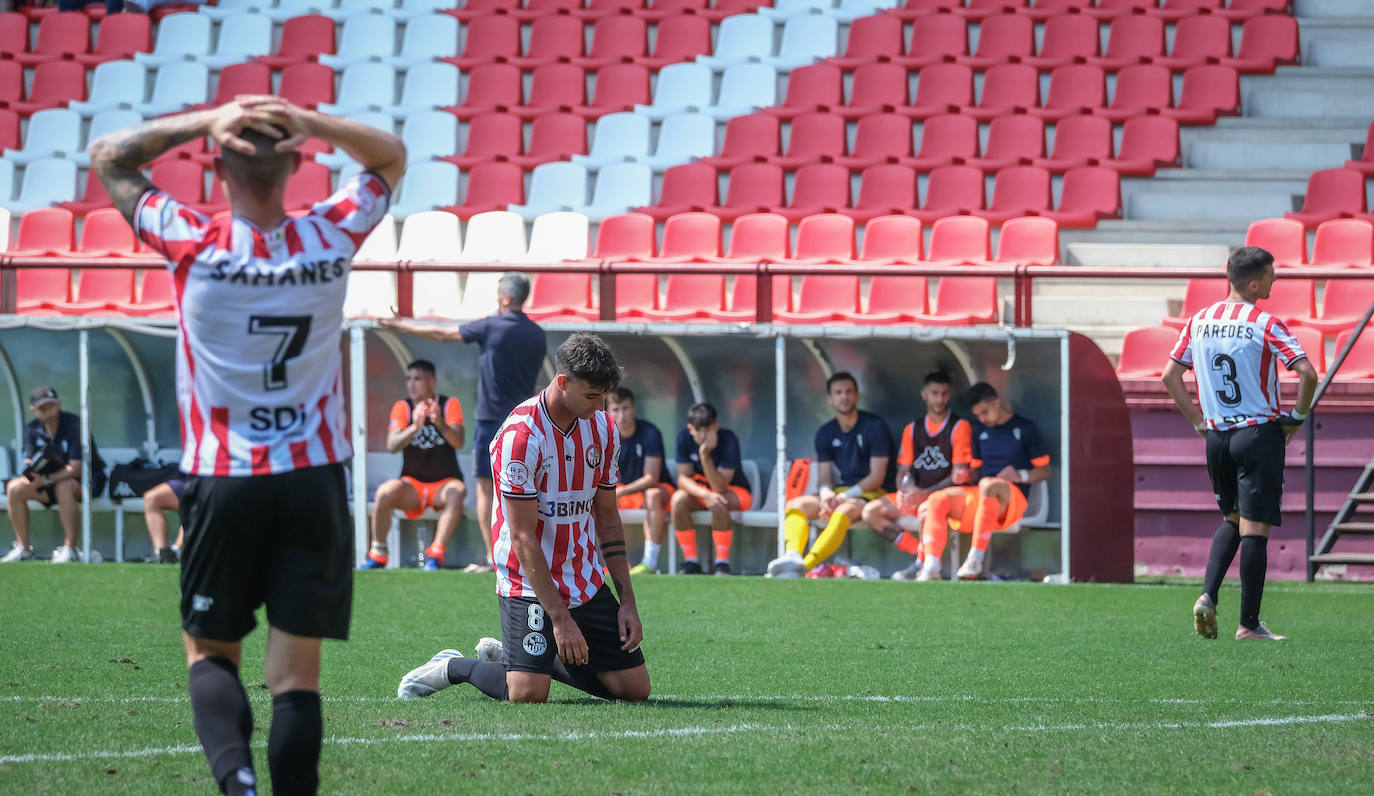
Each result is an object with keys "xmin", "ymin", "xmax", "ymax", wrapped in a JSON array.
[
  {"xmin": 381, "ymin": 273, "xmax": 546, "ymax": 572},
  {"xmin": 3, "ymin": 385, "xmax": 104, "ymax": 564},
  {"xmin": 670, "ymin": 402, "xmax": 753, "ymax": 576}
]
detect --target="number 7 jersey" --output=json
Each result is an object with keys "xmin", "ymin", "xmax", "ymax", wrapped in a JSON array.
[
  {"xmin": 133, "ymin": 172, "xmax": 391, "ymax": 476},
  {"xmin": 1169, "ymin": 300, "xmax": 1308, "ymax": 431}
]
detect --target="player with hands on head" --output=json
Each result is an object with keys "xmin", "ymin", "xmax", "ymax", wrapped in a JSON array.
[{"xmin": 669, "ymin": 403, "xmax": 753, "ymax": 576}]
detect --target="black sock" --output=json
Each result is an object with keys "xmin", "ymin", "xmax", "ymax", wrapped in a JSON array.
[
  {"xmin": 551, "ymin": 659, "xmax": 615, "ymax": 701},
  {"xmin": 188, "ymin": 657, "xmax": 257, "ymax": 796},
  {"xmin": 447, "ymin": 657, "xmax": 509, "ymax": 700},
  {"xmin": 1202, "ymin": 520, "xmax": 1240, "ymax": 605},
  {"xmin": 268, "ymin": 691, "xmax": 322, "ymax": 796},
  {"xmin": 1239, "ymin": 535, "xmax": 1268, "ymax": 631}
]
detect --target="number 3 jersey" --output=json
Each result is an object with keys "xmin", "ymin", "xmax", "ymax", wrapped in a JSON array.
[
  {"xmin": 1169, "ymin": 300, "xmax": 1308, "ymax": 431},
  {"xmin": 133, "ymin": 172, "xmax": 391, "ymax": 476}
]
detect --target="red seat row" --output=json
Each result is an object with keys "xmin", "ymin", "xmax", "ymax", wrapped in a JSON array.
[
  {"xmin": 445, "ymin": 62, "xmax": 651, "ymax": 120},
  {"xmin": 449, "ymin": 0, "xmax": 767, "ymax": 23},
  {"xmin": 1246, "ymin": 218, "xmax": 1374, "ymax": 269},
  {"xmin": 58, "ymin": 161, "xmax": 334, "ymax": 217},
  {"xmin": 771, "ymin": 62, "xmax": 1240, "ymax": 125},
  {"xmin": 836, "ymin": 12, "xmax": 1297, "ymax": 73},
  {"xmin": 445, "ymin": 12, "xmax": 712, "ymax": 69},
  {"xmin": 1285, "ymin": 169, "xmax": 1374, "ymax": 229},
  {"xmin": 14, "ymin": 1, "xmax": 195, "ymax": 21},
  {"xmin": 0, "ymin": 10, "xmax": 150, "ymax": 66},
  {"xmin": 893, "ymin": 0, "xmax": 1290, "ymax": 23},
  {"xmin": 1118, "ymin": 321, "xmax": 1374, "ymax": 382},
  {"xmin": 1161, "ymin": 277, "xmax": 1374, "ymax": 339}
]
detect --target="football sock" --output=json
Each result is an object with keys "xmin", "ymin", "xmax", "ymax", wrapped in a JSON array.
[
  {"xmin": 447, "ymin": 657, "xmax": 510, "ymax": 701},
  {"xmin": 972, "ymin": 495, "xmax": 1000, "ymax": 552},
  {"xmin": 803, "ymin": 513, "xmax": 850, "ymax": 570},
  {"xmin": 894, "ymin": 532, "xmax": 921, "ymax": 556},
  {"xmin": 642, "ymin": 540, "xmax": 661, "ymax": 568},
  {"xmin": 674, "ymin": 529, "xmax": 699, "ymax": 562},
  {"xmin": 784, "ymin": 509, "xmax": 810, "ymax": 555},
  {"xmin": 551, "ymin": 659, "xmax": 616, "ymax": 701},
  {"xmin": 712, "ymin": 530, "xmax": 733, "ymax": 563},
  {"xmin": 1238, "ymin": 535, "xmax": 1268, "ymax": 631},
  {"xmin": 1202, "ymin": 520, "xmax": 1240, "ymax": 605},
  {"xmin": 921, "ymin": 491, "xmax": 951, "ymax": 561},
  {"xmin": 188, "ymin": 657, "xmax": 257, "ymax": 796},
  {"xmin": 267, "ymin": 690, "xmax": 321, "ymax": 796}
]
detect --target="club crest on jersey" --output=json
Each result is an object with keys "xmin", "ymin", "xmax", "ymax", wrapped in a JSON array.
[
  {"xmin": 585, "ymin": 445, "xmax": 602, "ymax": 469},
  {"xmin": 505, "ymin": 461, "xmax": 530, "ymax": 487},
  {"xmin": 523, "ymin": 632, "xmax": 548, "ymax": 656}
]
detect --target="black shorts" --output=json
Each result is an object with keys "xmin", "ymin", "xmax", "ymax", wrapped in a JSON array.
[
  {"xmin": 473, "ymin": 420, "xmax": 502, "ymax": 479},
  {"xmin": 180, "ymin": 462, "xmax": 354, "ymax": 642},
  {"xmin": 1206, "ymin": 421, "xmax": 1285, "ymax": 527},
  {"xmin": 34, "ymin": 479, "xmax": 80, "ymax": 507},
  {"xmin": 498, "ymin": 588, "xmax": 646, "ymax": 676}
]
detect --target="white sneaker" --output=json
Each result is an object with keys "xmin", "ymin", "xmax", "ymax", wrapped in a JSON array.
[
  {"xmin": 397, "ymin": 649, "xmax": 464, "ymax": 699},
  {"xmin": 956, "ymin": 554, "xmax": 983, "ymax": 580},
  {"xmin": 51, "ymin": 546, "xmax": 80, "ymax": 564},
  {"xmin": 915, "ymin": 561, "xmax": 943, "ymax": 582},
  {"xmin": 475, "ymin": 637, "xmax": 503, "ymax": 663},
  {"xmin": 890, "ymin": 560, "xmax": 921, "ymax": 581},
  {"xmin": 766, "ymin": 550, "xmax": 806, "ymax": 579},
  {"xmin": 1, "ymin": 542, "xmax": 34, "ymax": 562}
]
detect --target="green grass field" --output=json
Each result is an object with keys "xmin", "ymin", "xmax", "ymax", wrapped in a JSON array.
[{"xmin": 1, "ymin": 566, "xmax": 1371, "ymax": 794}]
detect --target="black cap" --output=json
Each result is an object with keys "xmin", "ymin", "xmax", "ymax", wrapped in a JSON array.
[{"xmin": 29, "ymin": 385, "xmax": 58, "ymax": 408}]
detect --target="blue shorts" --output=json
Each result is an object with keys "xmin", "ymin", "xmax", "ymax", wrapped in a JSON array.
[
  {"xmin": 166, "ymin": 477, "xmax": 186, "ymax": 501},
  {"xmin": 473, "ymin": 420, "xmax": 502, "ymax": 479}
]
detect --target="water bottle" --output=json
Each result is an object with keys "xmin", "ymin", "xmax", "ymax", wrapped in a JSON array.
[{"xmin": 897, "ymin": 469, "xmax": 918, "ymax": 517}]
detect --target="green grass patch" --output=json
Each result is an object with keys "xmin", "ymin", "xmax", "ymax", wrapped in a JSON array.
[{"xmin": 1, "ymin": 566, "xmax": 1371, "ymax": 793}]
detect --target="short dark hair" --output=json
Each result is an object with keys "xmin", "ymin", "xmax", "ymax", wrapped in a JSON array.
[
  {"xmin": 218, "ymin": 125, "xmax": 295, "ymax": 196},
  {"xmin": 555, "ymin": 333, "xmax": 622, "ymax": 391},
  {"xmin": 686, "ymin": 402, "xmax": 717, "ymax": 429},
  {"xmin": 923, "ymin": 371, "xmax": 952, "ymax": 387},
  {"xmin": 406, "ymin": 359, "xmax": 436, "ymax": 375},
  {"xmin": 609, "ymin": 387, "xmax": 635, "ymax": 404},
  {"xmin": 499, "ymin": 272, "xmax": 531, "ymax": 306},
  {"xmin": 826, "ymin": 371, "xmax": 858, "ymax": 392},
  {"xmin": 1226, "ymin": 246, "xmax": 1275, "ymax": 291},
  {"xmin": 966, "ymin": 382, "xmax": 999, "ymax": 407}
]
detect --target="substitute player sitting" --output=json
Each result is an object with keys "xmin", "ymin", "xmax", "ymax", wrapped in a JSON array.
[
  {"xmin": 670, "ymin": 403, "xmax": 752, "ymax": 576},
  {"xmin": 766, "ymin": 372, "xmax": 893, "ymax": 579},
  {"xmin": 916, "ymin": 383, "xmax": 1050, "ymax": 581},
  {"xmin": 362, "ymin": 359, "xmax": 467, "ymax": 571},
  {"xmin": 606, "ymin": 387, "xmax": 674, "ymax": 575},
  {"xmin": 861, "ymin": 371, "xmax": 973, "ymax": 580},
  {"xmin": 397, "ymin": 333, "xmax": 648, "ymax": 704}
]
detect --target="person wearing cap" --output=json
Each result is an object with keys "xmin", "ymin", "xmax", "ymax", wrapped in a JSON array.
[{"xmin": 3, "ymin": 386, "xmax": 103, "ymax": 563}]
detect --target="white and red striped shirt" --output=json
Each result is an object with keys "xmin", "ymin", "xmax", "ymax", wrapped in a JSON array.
[
  {"xmin": 1170, "ymin": 300, "xmax": 1308, "ymax": 432},
  {"xmin": 133, "ymin": 172, "xmax": 390, "ymax": 476},
  {"xmin": 490, "ymin": 393, "xmax": 621, "ymax": 608}
]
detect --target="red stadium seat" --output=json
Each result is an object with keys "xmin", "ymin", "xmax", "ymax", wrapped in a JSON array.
[
  {"xmin": 444, "ymin": 63, "xmax": 523, "ymax": 120},
  {"xmin": 1305, "ymin": 281, "xmax": 1374, "ymax": 338},
  {"xmin": 576, "ymin": 15, "xmax": 648, "ymax": 68},
  {"xmin": 772, "ymin": 113, "xmax": 847, "ymax": 169},
  {"xmin": 906, "ymin": 114, "xmax": 979, "ymax": 170},
  {"xmin": 1245, "ymin": 217, "xmax": 1307, "ymax": 267},
  {"xmin": 851, "ymin": 275, "xmax": 934, "ymax": 324},
  {"xmin": 834, "ymin": 114, "xmax": 914, "ymax": 169},
  {"xmin": 16, "ymin": 268, "xmax": 72, "ymax": 312},
  {"xmin": 893, "ymin": 13, "xmax": 967, "ymax": 68},
  {"xmin": 508, "ymin": 113, "xmax": 588, "ymax": 167},
  {"xmin": 202, "ymin": 62, "xmax": 272, "ymax": 110},
  {"xmin": 649, "ymin": 212, "xmax": 722, "ymax": 261},
  {"xmin": 284, "ymin": 162, "xmax": 332, "ymax": 211},
  {"xmin": 965, "ymin": 63, "xmax": 1040, "ymax": 122},
  {"xmin": 637, "ymin": 162, "xmax": 718, "ymax": 220},
  {"xmin": 444, "ymin": 162, "xmax": 525, "ymax": 220},
  {"xmin": 1344, "ymin": 123, "xmax": 1374, "ymax": 176},
  {"xmin": 1163, "ymin": 278, "xmax": 1229, "ymax": 328},
  {"xmin": 593, "ymin": 212, "xmax": 657, "ymax": 259},
  {"xmin": 1161, "ymin": 65, "xmax": 1240, "ymax": 125},
  {"xmin": 699, "ymin": 113, "xmax": 781, "ymax": 168},
  {"xmin": 1255, "ymin": 278, "xmax": 1317, "ymax": 324},
  {"xmin": 722, "ymin": 212, "xmax": 791, "ymax": 263},
  {"xmin": 995, "ymin": 216, "xmax": 1060, "ymax": 264},
  {"xmin": 1029, "ymin": 64, "xmax": 1106, "ymax": 120},
  {"xmin": 774, "ymin": 273, "xmax": 862, "ymax": 323},
  {"xmin": 1308, "ymin": 219, "xmax": 1374, "ymax": 269},
  {"xmin": 615, "ymin": 274, "xmax": 659, "ymax": 316},
  {"xmin": 257, "ymin": 15, "xmax": 335, "ymax": 68},
  {"xmin": 443, "ymin": 113, "xmax": 521, "ymax": 169},
  {"xmin": 1332, "ymin": 329, "xmax": 1374, "ymax": 380},
  {"xmin": 787, "ymin": 213, "xmax": 857, "ymax": 263},
  {"xmin": 1281, "ymin": 327, "xmax": 1325, "ymax": 379},
  {"xmin": 709, "ymin": 163, "xmax": 785, "ymax": 222},
  {"xmin": 1086, "ymin": 0, "xmax": 1158, "ymax": 19},
  {"xmin": 151, "ymin": 160, "xmax": 207, "ymax": 207},
  {"xmin": 8, "ymin": 59, "xmax": 87, "ymax": 115},
  {"xmin": 60, "ymin": 170, "xmax": 115, "ymax": 215},
  {"xmin": 445, "ymin": 14, "xmax": 521, "ymax": 69},
  {"xmin": 774, "ymin": 164, "xmax": 851, "ymax": 222},
  {"xmin": 1022, "ymin": 13, "xmax": 1100, "ymax": 69},
  {"xmin": 974, "ymin": 166, "xmax": 1052, "ymax": 224},
  {"xmin": 14, "ymin": 12, "xmax": 89, "ymax": 66},
  {"xmin": 909, "ymin": 165, "xmax": 985, "ymax": 223},
  {"xmin": 453, "ymin": 0, "xmax": 522, "ymax": 21},
  {"xmin": 1153, "ymin": 14, "xmax": 1232, "ymax": 70},
  {"xmin": 968, "ymin": 115, "xmax": 1045, "ymax": 171},
  {"xmin": 1033, "ymin": 115, "xmax": 1113, "ymax": 172},
  {"xmin": 1087, "ymin": 14, "xmax": 1165, "ymax": 69},
  {"xmin": 278, "ymin": 63, "xmax": 336, "ymax": 110},
  {"xmin": 1222, "ymin": 15, "xmax": 1300, "ymax": 74},
  {"xmin": 1150, "ymin": 0, "xmax": 1223, "ymax": 21},
  {"xmin": 1099, "ymin": 64, "xmax": 1173, "ymax": 122},
  {"xmin": 75, "ymin": 208, "xmax": 139, "ymax": 256},
  {"xmin": 1101, "ymin": 115, "xmax": 1181, "ymax": 176},
  {"xmin": 638, "ymin": 274, "xmax": 729, "ymax": 321},
  {"xmin": 926, "ymin": 215, "xmax": 990, "ymax": 265},
  {"xmin": 58, "ymin": 267, "xmax": 137, "ymax": 315},
  {"xmin": 828, "ymin": 13, "xmax": 902, "ymax": 69},
  {"xmin": 525, "ymin": 273, "xmax": 597, "ymax": 321},
  {"xmin": 579, "ymin": 63, "xmax": 650, "ymax": 119},
  {"xmin": 890, "ymin": 0, "xmax": 963, "ymax": 21},
  {"xmin": 78, "ymin": 11, "xmax": 151, "ymax": 66},
  {"xmin": 581, "ymin": 0, "xmax": 648, "ymax": 19},
  {"xmin": 514, "ymin": 64, "xmax": 587, "ymax": 119},
  {"xmin": 841, "ymin": 62, "xmax": 910, "ymax": 120},
  {"xmin": 0, "ymin": 108, "xmax": 18, "ymax": 154},
  {"xmin": 858, "ymin": 215, "xmax": 923, "ymax": 263},
  {"xmin": 933, "ymin": 276, "xmax": 997, "ymax": 323},
  {"xmin": 767, "ymin": 62, "xmax": 843, "ymax": 119},
  {"xmin": 700, "ymin": 0, "xmax": 770, "ymax": 22},
  {"xmin": 958, "ymin": 13, "xmax": 1032, "ymax": 68},
  {"xmin": 956, "ymin": 0, "xmax": 1028, "ymax": 20},
  {"xmin": 841, "ymin": 165, "xmax": 919, "ymax": 223},
  {"xmin": 12, "ymin": 207, "xmax": 76, "ymax": 256},
  {"xmin": 0, "ymin": 12, "xmax": 28, "ymax": 56},
  {"xmin": 509, "ymin": 15, "xmax": 586, "ymax": 68},
  {"xmin": 1116, "ymin": 326, "xmax": 1179, "ymax": 378},
  {"xmin": 1041, "ymin": 166, "xmax": 1121, "ymax": 228},
  {"xmin": 637, "ymin": 13, "xmax": 713, "ymax": 69},
  {"xmin": 125, "ymin": 269, "xmax": 175, "ymax": 315},
  {"xmin": 1284, "ymin": 169, "xmax": 1367, "ymax": 229},
  {"xmin": 903, "ymin": 64, "xmax": 975, "ymax": 120}
]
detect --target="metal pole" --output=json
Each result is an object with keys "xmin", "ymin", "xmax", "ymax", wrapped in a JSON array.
[
  {"xmin": 78, "ymin": 329, "xmax": 92, "ymax": 563},
  {"xmin": 1305, "ymin": 412, "xmax": 1316, "ymax": 582},
  {"xmin": 349, "ymin": 325, "xmax": 369, "ymax": 568},
  {"xmin": 775, "ymin": 333, "xmax": 787, "ymax": 557}
]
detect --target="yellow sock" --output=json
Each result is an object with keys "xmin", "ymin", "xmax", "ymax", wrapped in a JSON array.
[
  {"xmin": 803, "ymin": 513, "xmax": 850, "ymax": 570},
  {"xmin": 784, "ymin": 509, "xmax": 810, "ymax": 555}
]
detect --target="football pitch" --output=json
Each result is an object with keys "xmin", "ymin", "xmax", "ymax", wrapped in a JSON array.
[{"xmin": 1, "ymin": 567, "xmax": 1371, "ymax": 794}]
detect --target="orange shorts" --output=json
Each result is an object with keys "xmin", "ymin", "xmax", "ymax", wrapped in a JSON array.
[
  {"xmin": 948, "ymin": 484, "xmax": 1026, "ymax": 532},
  {"xmin": 618, "ymin": 484, "xmax": 674, "ymax": 510},
  {"xmin": 400, "ymin": 476, "xmax": 462, "ymax": 521},
  {"xmin": 690, "ymin": 475, "xmax": 753, "ymax": 511}
]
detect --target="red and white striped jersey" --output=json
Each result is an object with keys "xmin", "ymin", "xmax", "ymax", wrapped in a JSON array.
[
  {"xmin": 133, "ymin": 172, "xmax": 390, "ymax": 476},
  {"xmin": 490, "ymin": 393, "xmax": 621, "ymax": 608},
  {"xmin": 1170, "ymin": 300, "xmax": 1308, "ymax": 431}
]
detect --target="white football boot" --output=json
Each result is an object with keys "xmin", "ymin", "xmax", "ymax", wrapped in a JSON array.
[
  {"xmin": 475, "ymin": 637, "xmax": 503, "ymax": 663},
  {"xmin": 50, "ymin": 546, "xmax": 80, "ymax": 564},
  {"xmin": 765, "ymin": 550, "xmax": 806, "ymax": 579},
  {"xmin": 397, "ymin": 649, "xmax": 463, "ymax": 699},
  {"xmin": 956, "ymin": 553, "xmax": 983, "ymax": 580}
]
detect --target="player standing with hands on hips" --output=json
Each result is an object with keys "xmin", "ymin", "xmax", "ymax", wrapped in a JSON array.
[
  {"xmin": 1162, "ymin": 246, "xmax": 1317, "ymax": 642},
  {"xmin": 91, "ymin": 96, "xmax": 403, "ymax": 794}
]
